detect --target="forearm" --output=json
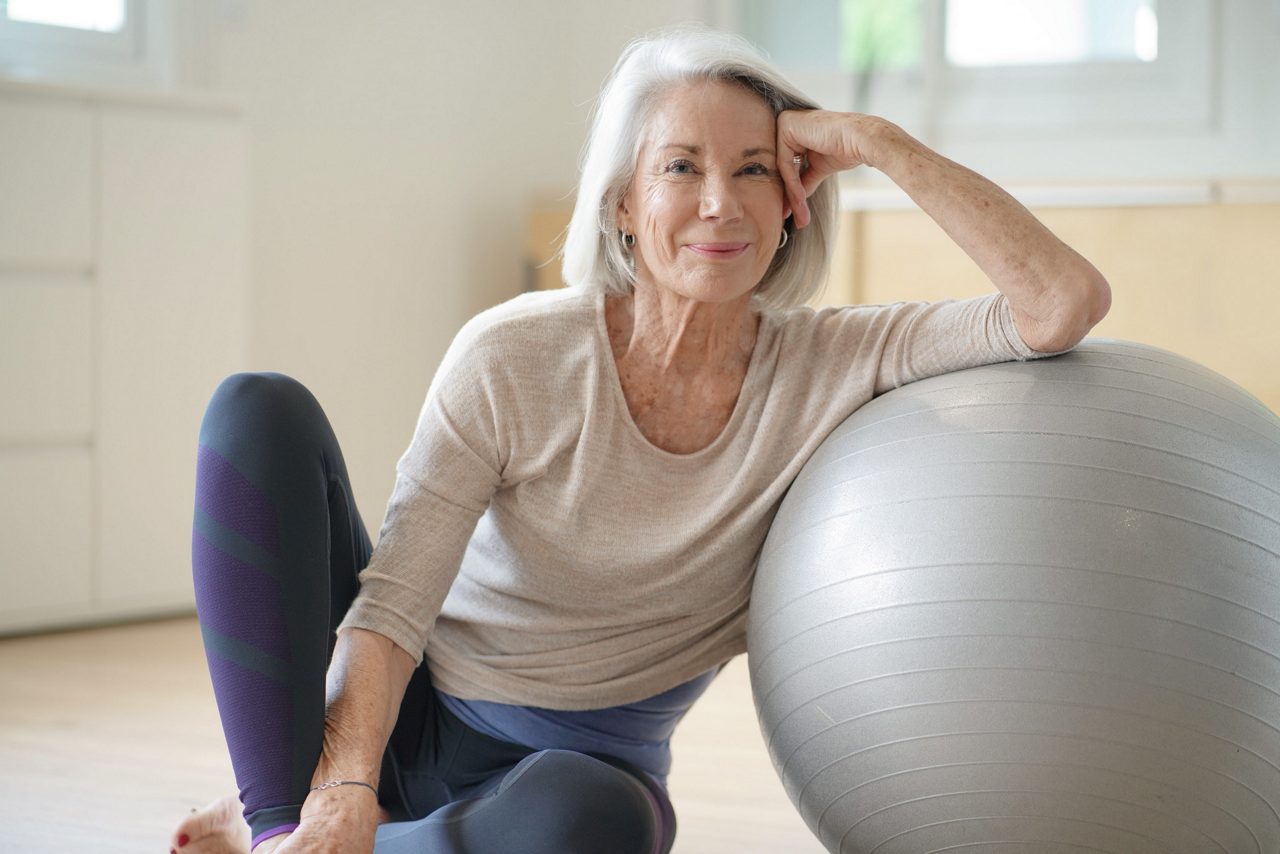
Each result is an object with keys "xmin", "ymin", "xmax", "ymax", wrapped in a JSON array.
[
  {"xmin": 865, "ymin": 120, "xmax": 1110, "ymax": 352},
  {"xmin": 265, "ymin": 630, "xmax": 416, "ymax": 853},
  {"xmin": 313, "ymin": 626, "xmax": 417, "ymax": 787}
]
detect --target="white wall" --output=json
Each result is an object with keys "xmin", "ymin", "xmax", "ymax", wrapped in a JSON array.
[{"xmin": 201, "ymin": 0, "xmax": 703, "ymax": 531}]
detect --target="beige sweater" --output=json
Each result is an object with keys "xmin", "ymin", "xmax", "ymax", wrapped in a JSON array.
[{"xmin": 338, "ymin": 287, "xmax": 1043, "ymax": 709}]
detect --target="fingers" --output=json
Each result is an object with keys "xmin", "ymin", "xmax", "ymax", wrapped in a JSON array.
[
  {"xmin": 777, "ymin": 110, "xmax": 836, "ymax": 229},
  {"xmin": 778, "ymin": 118, "xmax": 811, "ymax": 229},
  {"xmin": 781, "ymin": 150, "xmax": 810, "ymax": 229},
  {"xmin": 778, "ymin": 108, "xmax": 878, "ymax": 230}
]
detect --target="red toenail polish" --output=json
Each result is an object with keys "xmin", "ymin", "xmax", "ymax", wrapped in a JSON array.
[{"xmin": 179, "ymin": 833, "xmax": 190, "ymax": 846}]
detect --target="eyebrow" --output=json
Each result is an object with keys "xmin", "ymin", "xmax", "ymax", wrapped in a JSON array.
[{"xmin": 659, "ymin": 144, "xmax": 776, "ymax": 158}]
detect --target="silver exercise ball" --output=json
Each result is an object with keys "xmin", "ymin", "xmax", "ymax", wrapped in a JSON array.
[{"xmin": 749, "ymin": 340, "xmax": 1280, "ymax": 854}]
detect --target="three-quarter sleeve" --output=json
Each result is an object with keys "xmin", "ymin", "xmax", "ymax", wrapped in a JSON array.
[
  {"xmin": 337, "ymin": 317, "xmax": 507, "ymax": 665},
  {"xmin": 868, "ymin": 292, "xmax": 1048, "ymax": 395},
  {"xmin": 773, "ymin": 292, "xmax": 1059, "ymax": 423}
]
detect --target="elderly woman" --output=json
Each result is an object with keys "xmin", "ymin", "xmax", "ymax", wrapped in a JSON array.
[{"xmin": 173, "ymin": 26, "xmax": 1108, "ymax": 854}]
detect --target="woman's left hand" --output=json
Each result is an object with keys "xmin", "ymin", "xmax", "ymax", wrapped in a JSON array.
[
  {"xmin": 778, "ymin": 108, "xmax": 1110, "ymax": 352},
  {"xmin": 777, "ymin": 110, "xmax": 897, "ymax": 229}
]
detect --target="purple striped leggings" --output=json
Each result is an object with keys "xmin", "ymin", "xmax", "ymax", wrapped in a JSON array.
[{"xmin": 192, "ymin": 372, "xmax": 674, "ymax": 853}]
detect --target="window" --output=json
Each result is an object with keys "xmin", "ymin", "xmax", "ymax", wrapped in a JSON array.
[
  {"xmin": 0, "ymin": 0, "xmax": 183, "ymax": 90},
  {"xmin": 945, "ymin": 0, "xmax": 1158, "ymax": 67},
  {"xmin": 716, "ymin": 0, "xmax": 1223, "ymax": 182},
  {"xmin": 842, "ymin": 0, "xmax": 921, "ymax": 73},
  {"xmin": 6, "ymin": 0, "xmax": 128, "ymax": 32}
]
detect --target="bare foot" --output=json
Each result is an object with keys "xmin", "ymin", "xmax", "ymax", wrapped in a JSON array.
[{"xmin": 171, "ymin": 795, "xmax": 253, "ymax": 853}]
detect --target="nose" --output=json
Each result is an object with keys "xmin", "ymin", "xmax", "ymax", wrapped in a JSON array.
[{"xmin": 699, "ymin": 172, "xmax": 743, "ymax": 222}]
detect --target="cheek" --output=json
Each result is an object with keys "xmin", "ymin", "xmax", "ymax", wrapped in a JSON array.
[
  {"xmin": 638, "ymin": 185, "xmax": 695, "ymax": 249},
  {"xmin": 752, "ymin": 188, "xmax": 787, "ymax": 262},
  {"xmin": 641, "ymin": 182, "xmax": 691, "ymax": 223},
  {"xmin": 751, "ymin": 182, "xmax": 787, "ymax": 220}
]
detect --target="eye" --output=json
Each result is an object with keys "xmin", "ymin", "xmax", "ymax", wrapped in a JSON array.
[
  {"xmin": 665, "ymin": 159, "xmax": 696, "ymax": 174},
  {"xmin": 740, "ymin": 162, "xmax": 772, "ymax": 177}
]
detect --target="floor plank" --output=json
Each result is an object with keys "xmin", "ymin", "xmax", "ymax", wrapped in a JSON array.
[{"xmin": 0, "ymin": 617, "xmax": 823, "ymax": 853}]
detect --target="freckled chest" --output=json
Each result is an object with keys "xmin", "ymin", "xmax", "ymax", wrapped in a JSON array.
[{"xmin": 607, "ymin": 309, "xmax": 753, "ymax": 456}]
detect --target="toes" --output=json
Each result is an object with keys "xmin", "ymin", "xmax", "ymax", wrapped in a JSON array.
[
  {"xmin": 170, "ymin": 810, "xmax": 199, "ymax": 848},
  {"xmin": 172, "ymin": 795, "xmax": 246, "ymax": 850}
]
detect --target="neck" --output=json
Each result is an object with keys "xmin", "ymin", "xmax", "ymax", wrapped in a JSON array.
[{"xmin": 609, "ymin": 284, "xmax": 758, "ymax": 375}]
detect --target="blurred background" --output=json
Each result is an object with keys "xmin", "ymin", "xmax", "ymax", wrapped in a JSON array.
[
  {"xmin": 1, "ymin": 0, "xmax": 1278, "ymax": 634},
  {"xmin": 0, "ymin": 2, "xmax": 1278, "ymax": 849}
]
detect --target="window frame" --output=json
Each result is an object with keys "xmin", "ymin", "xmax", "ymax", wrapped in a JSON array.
[
  {"xmin": 0, "ymin": 0, "xmax": 184, "ymax": 90},
  {"xmin": 931, "ymin": 0, "xmax": 1216, "ymax": 138},
  {"xmin": 713, "ymin": 0, "xmax": 1219, "ymax": 142}
]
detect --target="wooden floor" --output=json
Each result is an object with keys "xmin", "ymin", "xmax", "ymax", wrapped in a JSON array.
[{"xmin": 0, "ymin": 616, "xmax": 824, "ymax": 853}]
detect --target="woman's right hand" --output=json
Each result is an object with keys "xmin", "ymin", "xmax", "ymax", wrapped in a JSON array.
[
  {"xmin": 274, "ymin": 785, "xmax": 381, "ymax": 854},
  {"xmin": 269, "ymin": 627, "xmax": 416, "ymax": 852}
]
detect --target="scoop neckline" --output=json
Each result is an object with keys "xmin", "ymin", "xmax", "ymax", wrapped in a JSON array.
[{"xmin": 593, "ymin": 290, "xmax": 768, "ymax": 461}]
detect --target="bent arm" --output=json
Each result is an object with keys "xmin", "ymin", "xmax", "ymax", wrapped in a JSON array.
[
  {"xmin": 779, "ymin": 111, "xmax": 1111, "ymax": 352},
  {"xmin": 315, "ymin": 626, "xmax": 417, "ymax": 788},
  {"xmin": 865, "ymin": 121, "xmax": 1111, "ymax": 352},
  {"xmin": 283, "ymin": 627, "xmax": 417, "ymax": 851}
]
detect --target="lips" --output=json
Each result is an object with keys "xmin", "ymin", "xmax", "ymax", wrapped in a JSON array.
[{"xmin": 686, "ymin": 242, "xmax": 750, "ymax": 258}]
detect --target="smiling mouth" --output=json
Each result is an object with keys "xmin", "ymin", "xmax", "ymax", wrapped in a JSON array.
[{"xmin": 686, "ymin": 243, "xmax": 750, "ymax": 258}]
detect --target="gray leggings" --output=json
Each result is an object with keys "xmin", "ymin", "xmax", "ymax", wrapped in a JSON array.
[{"xmin": 193, "ymin": 372, "xmax": 675, "ymax": 852}]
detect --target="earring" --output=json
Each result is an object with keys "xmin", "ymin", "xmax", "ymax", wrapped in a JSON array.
[
  {"xmin": 778, "ymin": 229, "xmax": 789, "ymax": 249},
  {"xmin": 621, "ymin": 232, "xmax": 636, "ymax": 250}
]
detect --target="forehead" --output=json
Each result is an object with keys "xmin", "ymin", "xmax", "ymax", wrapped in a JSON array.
[{"xmin": 640, "ymin": 80, "xmax": 776, "ymax": 153}]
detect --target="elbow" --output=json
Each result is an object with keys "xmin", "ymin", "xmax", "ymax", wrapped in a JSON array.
[
  {"xmin": 1020, "ymin": 267, "xmax": 1112, "ymax": 354},
  {"xmin": 1067, "ymin": 267, "xmax": 1112, "ymax": 344},
  {"xmin": 1082, "ymin": 267, "xmax": 1112, "ymax": 329}
]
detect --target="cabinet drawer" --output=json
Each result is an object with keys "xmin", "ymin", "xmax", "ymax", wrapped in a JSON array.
[
  {"xmin": 0, "ymin": 274, "xmax": 94, "ymax": 441},
  {"xmin": 0, "ymin": 97, "xmax": 94, "ymax": 270},
  {"xmin": 0, "ymin": 447, "xmax": 93, "ymax": 615}
]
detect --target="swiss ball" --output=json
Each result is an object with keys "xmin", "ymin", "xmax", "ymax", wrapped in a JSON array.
[{"xmin": 749, "ymin": 340, "xmax": 1280, "ymax": 854}]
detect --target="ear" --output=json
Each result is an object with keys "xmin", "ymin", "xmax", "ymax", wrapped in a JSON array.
[{"xmin": 617, "ymin": 195, "xmax": 632, "ymax": 234}]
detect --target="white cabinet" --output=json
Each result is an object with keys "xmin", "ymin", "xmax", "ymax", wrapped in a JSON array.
[
  {"xmin": 0, "ymin": 83, "xmax": 248, "ymax": 633},
  {"xmin": 0, "ymin": 275, "xmax": 94, "ymax": 441},
  {"xmin": 0, "ymin": 448, "xmax": 93, "ymax": 616},
  {"xmin": 0, "ymin": 98, "xmax": 93, "ymax": 269}
]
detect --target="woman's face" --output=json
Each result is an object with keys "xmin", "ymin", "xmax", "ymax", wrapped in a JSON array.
[{"xmin": 620, "ymin": 80, "xmax": 786, "ymax": 305}]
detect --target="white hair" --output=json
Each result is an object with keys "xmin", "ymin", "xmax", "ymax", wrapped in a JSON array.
[{"xmin": 561, "ymin": 25, "xmax": 839, "ymax": 312}]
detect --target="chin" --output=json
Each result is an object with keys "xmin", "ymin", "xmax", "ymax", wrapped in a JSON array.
[
  {"xmin": 671, "ymin": 269, "xmax": 765, "ymax": 304},
  {"xmin": 673, "ymin": 281, "xmax": 758, "ymax": 305}
]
